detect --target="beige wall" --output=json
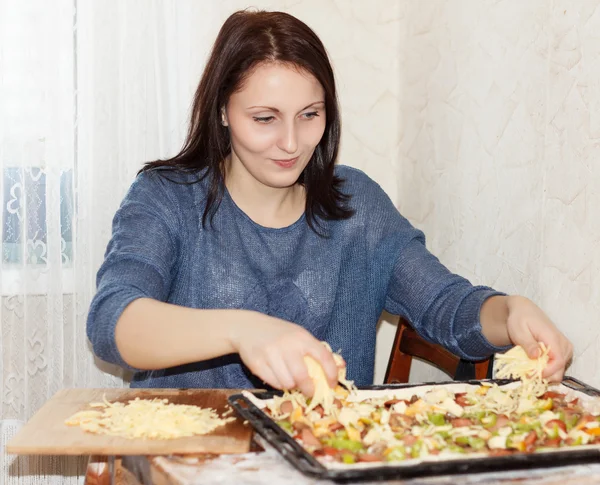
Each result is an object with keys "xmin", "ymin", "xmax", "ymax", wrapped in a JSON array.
[{"xmin": 374, "ymin": 0, "xmax": 600, "ymax": 386}]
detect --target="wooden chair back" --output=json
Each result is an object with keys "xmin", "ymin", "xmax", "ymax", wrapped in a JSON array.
[{"xmin": 384, "ymin": 317, "xmax": 492, "ymax": 384}]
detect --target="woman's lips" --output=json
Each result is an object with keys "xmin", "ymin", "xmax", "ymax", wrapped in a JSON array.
[{"xmin": 273, "ymin": 157, "xmax": 299, "ymax": 168}]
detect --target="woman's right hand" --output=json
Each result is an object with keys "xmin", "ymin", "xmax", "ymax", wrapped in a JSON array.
[{"xmin": 229, "ymin": 311, "xmax": 339, "ymax": 397}]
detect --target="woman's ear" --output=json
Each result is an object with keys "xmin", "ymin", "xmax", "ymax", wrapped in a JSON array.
[{"xmin": 221, "ymin": 108, "xmax": 229, "ymax": 127}]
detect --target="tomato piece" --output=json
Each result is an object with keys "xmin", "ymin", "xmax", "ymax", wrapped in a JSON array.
[
  {"xmin": 358, "ymin": 453, "xmax": 383, "ymax": 462},
  {"xmin": 403, "ymin": 435, "xmax": 418, "ymax": 445},
  {"xmin": 322, "ymin": 446, "xmax": 339, "ymax": 457},
  {"xmin": 524, "ymin": 430, "xmax": 537, "ymax": 446},
  {"xmin": 524, "ymin": 430, "xmax": 537, "ymax": 452},
  {"xmin": 450, "ymin": 418, "xmax": 473, "ymax": 428},
  {"xmin": 543, "ymin": 437, "xmax": 561, "ymax": 448},
  {"xmin": 545, "ymin": 419, "xmax": 567, "ymax": 434},
  {"xmin": 455, "ymin": 394, "xmax": 470, "ymax": 407},
  {"xmin": 329, "ymin": 422, "xmax": 345, "ymax": 432}
]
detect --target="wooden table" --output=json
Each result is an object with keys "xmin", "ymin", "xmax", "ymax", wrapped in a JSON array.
[{"xmin": 88, "ymin": 438, "xmax": 600, "ymax": 485}]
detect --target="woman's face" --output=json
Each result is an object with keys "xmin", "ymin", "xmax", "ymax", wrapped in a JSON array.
[{"xmin": 224, "ymin": 62, "xmax": 326, "ymax": 190}]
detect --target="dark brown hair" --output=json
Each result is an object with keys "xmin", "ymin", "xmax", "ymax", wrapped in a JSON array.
[{"xmin": 141, "ymin": 10, "xmax": 354, "ymax": 234}]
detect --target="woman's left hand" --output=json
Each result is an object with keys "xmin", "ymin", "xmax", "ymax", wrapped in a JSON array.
[{"xmin": 505, "ymin": 295, "xmax": 573, "ymax": 382}]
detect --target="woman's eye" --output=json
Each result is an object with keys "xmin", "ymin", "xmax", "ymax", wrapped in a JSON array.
[
  {"xmin": 302, "ymin": 111, "xmax": 320, "ymax": 120},
  {"xmin": 253, "ymin": 116, "xmax": 275, "ymax": 124}
]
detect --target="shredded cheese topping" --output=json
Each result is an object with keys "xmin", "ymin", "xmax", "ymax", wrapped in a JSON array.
[
  {"xmin": 65, "ymin": 396, "xmax": 234, "ymax": 440},
  {"xmin": 245, "ymin": 339, "xmax": 600, "ymax": 465},
  {"xmin": 495, "ymin": 343, "xmax": 550, "ymax": 398}
]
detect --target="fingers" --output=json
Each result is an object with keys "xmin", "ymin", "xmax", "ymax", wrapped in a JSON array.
[
  {"xmin": 544, "ymin": 339, "xmax": 571, "ymax": 382},
  {"xmin": 542, "ymin": 348, "xmax": 565, "ymax": 378},
  {"xmin": 305, "ymin": 343, "xmax": 339, "ymax": 388},
  {"xmin": 521, "ymin": 317, "xmax": 572, "ymax": 380},
  {"xmin": 529, "ymin": 325, "xmax": 572, "ymax": 379},
  {"xmin": 508, "ymin": 321, "xmax": 541, "ymax": 360},
  {"xmin": 506, "ymin": 297, "xmax": 575, "ymax": 379},
  {"xmin": 297, "ymin": 376, "xmax": 315, "ymax": 397},
  {"xmin": 265, "ymin": 351, "xmax": 295, "ymax": 391},
  {"xmin": 545, "ymin": 369, "xmax": 565, "ymax": 383},
  {"xmin": 541, "ymin": 339, "xmax": 573, "ymax": 380},
  {"xmin": 280, "ymin": 338, "xmax": 339, "ymax": 396},
  {"xmin": 283, "ymin": 351, "xmax": 314, "ymax": 397},
  {"xmin": 237, "ymin": 314, "xmax": 342, "ymax": 394},
  {"xmin": 251, "ymin": 357, "xmax": 283, "ymax": 390}
]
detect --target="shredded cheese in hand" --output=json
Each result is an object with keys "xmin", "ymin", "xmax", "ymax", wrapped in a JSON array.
[
  {"xmin": 304, "ymin": 355, "xmax": 335, "ymax": 413},
  {"xmin": 65, "ymin": 396, "xmax": 234, "ymax": 440},
  {"xmin": 302, "ymin": 342, "xmax": 356, "ymax": 415},
  {"xmin": 495, "ymin": 342, "xmax": 550, "ymax": 398}
]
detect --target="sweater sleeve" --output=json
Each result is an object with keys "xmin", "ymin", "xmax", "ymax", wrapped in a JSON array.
[
  {"xmin": 384, "ymin": 233, "xmax": 511, "ymax": 360},
  {"xmin": 86, "ymin": 172, "xmax": 180, "ymax": 371},
  {"xmin": 347, "ymin": 169, "xmax": 510, "ymax": 361}
]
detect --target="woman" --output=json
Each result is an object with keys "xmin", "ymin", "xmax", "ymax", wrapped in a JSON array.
[{"xmin": 87, "ymin": 10, "xmax": 572, "ymax": 396}]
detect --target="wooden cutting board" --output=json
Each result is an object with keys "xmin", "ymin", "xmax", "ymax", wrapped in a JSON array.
[{"xmin": 6, "ymin": 388, "xmax": 253, "ymax": 456}]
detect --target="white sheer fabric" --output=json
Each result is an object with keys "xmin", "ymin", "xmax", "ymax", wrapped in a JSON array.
[
  {"xmin": 0, "ymin": 0, "xmax": 226, "ymax": 482},
  {"xmin": 1, "ymin": 0, "xmax": 121, "ymax": 482},
  {"xmin": 0, "ymin": 0, "xmax": 403, "ymax": 482}
]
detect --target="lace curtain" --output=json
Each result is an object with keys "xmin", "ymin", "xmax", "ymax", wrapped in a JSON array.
[
  {"xmin": 1, "ymin": 0, "xmax": 403, "ymax": 482},
  {"xmin": 0, "ymin": 1, "xmax": 228, "ymax": 482}
]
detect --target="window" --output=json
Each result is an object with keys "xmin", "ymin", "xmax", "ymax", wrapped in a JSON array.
[{"xmin": 1, "ymin": 167, "xmax": 74, "ymax": 294}]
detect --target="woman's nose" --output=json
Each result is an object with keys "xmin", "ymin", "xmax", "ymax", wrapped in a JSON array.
[{"xmin": 277, "ymin": 123, "xmax": 298, "ymax": 154}]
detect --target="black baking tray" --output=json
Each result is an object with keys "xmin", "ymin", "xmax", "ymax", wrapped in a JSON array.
[{"xmin": 228, "ymin": 376, "xmax": 600, "ymax": 482}]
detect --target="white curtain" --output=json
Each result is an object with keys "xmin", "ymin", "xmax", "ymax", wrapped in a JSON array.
[
  {"xmin": 0, "ymin": 0, "xmax": 214, "ymax": 482},
  {"xmin": 0, "ymin": 0, "xmax": 404, "ymax": 482},
  {"xmin": 1, "ymin": 0, "xmax": 120, "ymax": 482}
]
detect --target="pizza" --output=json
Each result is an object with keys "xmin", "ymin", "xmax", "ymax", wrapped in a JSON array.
[{"xmin": 244, "ymin": 345, "xmax": 600, "ymax": 467}]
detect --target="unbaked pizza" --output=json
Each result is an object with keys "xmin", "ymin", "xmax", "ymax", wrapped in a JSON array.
[{"xmin": 244, "ymin": 345, "xmax": 600, "ymax": 467}]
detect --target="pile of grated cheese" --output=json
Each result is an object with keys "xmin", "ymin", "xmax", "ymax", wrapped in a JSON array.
[{"xmin": 65, "ymin": 396, "xmax": 234, "ymax": 440}]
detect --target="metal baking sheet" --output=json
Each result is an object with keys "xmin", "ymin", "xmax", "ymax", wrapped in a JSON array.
[{"xmin": 229, "ymin": 376, "xmax": 600, "ymax": 482}]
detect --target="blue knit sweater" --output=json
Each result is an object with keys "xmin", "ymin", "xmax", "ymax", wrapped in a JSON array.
[{"xmin": 87, "ymin": 165, "xmax": 507, "ymax": 388}]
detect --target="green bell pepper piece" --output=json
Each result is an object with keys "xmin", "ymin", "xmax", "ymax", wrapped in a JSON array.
[
  {"xmin": 410, "ymin": 441, "xmax": 423, "ymax": 458},
  {"xmin": 567, "ymin": 414, "xmax": 580, "ymax": 431},
  {"xmin": 455, "ymin": 436, "xmax": 470, "ymax": 446},
  {"xmin": 277, "ymin": 420, "xmax": 292, "ymax": 433},
  {"xmin": 481, "ymin": 414, "xmax": 497, "ymax": 428},
  {"xmin": 325, "ymin": 438, "xmax": 364, "ymax": 453},
  {"xmin": 468, "ymin": 437, "xmax": 486, "ymax": 450},
  {"xmin": 447, "ymin": 444, "xmax": 466, "ymax": 454},
  {"xmin": 341, "ymin": 453, "xmax": 356, "ymax": 464},
  {"xmin": 386, "ymin": 447, "xmax": 407, "ymax": 462},
  {"xmin": 428, "ymin": 413, "xmax": 446, "ymax": 426}
]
